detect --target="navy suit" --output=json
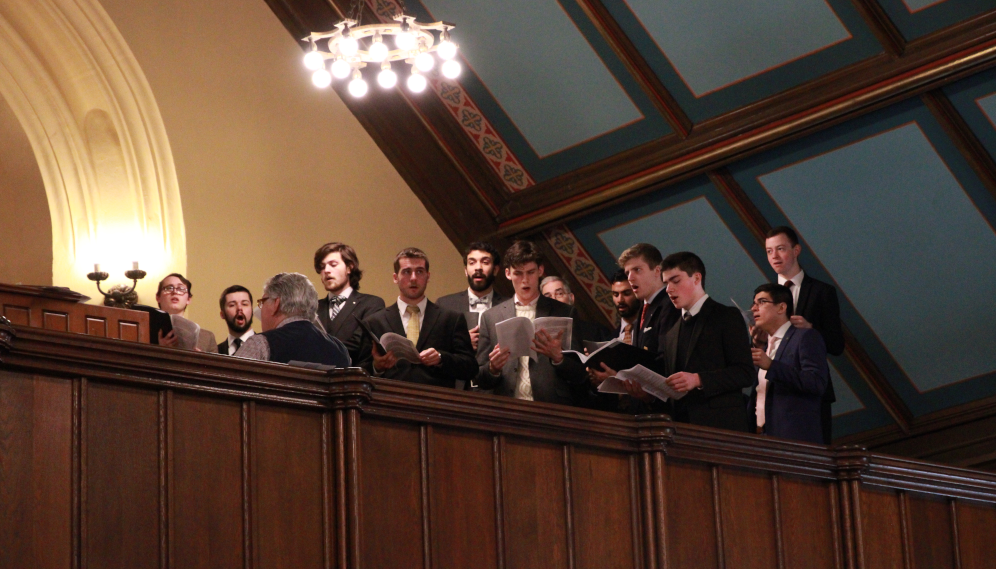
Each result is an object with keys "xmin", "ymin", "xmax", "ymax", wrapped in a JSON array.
[
  {"xmin": 749, "ymin": 325, "xmax": 829, "ymax": 445},
  {"xmin": 795, "ymin": 273, "xmax": 844, "ymax": 444}
]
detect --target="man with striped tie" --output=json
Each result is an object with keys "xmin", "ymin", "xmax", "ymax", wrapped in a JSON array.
[{"xmin": 314, "ymin": 242, "xmax": 385, "ymax": 365}]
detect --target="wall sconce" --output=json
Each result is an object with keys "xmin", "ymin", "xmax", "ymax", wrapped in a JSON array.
[{"xmin": 87, "ymin": 262, "xmax": 146, "ymax": 307}]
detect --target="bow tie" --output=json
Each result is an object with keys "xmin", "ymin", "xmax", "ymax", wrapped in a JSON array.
[
  {"xmin": 329, "ymin": 295, "xmax": 347, "ymax": 305},
  {"xmin": 469, "ymin": 297, "xmax": 489, "ymax": 307}
]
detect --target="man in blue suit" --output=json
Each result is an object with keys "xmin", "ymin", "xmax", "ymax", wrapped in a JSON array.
[{"xmin": 748, "ymin": 283, "xmax": 829, "ymax": 444}]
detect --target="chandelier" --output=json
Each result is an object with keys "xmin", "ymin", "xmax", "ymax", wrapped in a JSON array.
[{"xmin": 301, "ymin": 9, "xmax": 461, "ymax": 98}]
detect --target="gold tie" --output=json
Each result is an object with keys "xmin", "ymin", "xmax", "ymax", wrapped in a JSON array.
[
  {"xmin": 405, "ymin": 304, "xmax": 421, "ymax": 345},
  {"xmin": 622, "ymin": 323, "xmax": 633, "ymax": 345}
]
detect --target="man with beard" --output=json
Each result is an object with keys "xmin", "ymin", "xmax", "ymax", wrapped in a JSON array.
[
  {"xmin": 217, "ymin": 285, "xmax": 255, "ymax": 355},
  {"xmin": 585, "ymin": 270, "xmax": 646, "ymax": 411},
  {"xmin": 435, "ymin": 242, "xmax": 506, "ymax": 351},
  {"xmin": 358, "ymin": 248, "xmax": 477, "ymax": 387},
  {"xmin": 314, "ymin": 242, "xmax": 386, "ymax": 364}
]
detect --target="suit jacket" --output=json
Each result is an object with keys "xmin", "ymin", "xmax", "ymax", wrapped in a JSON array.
[
  {"xmin": 796, "ymin": 273, "xmax": 844, "ymax": 444},
  {"xmin": 317, "ymin": 291, "xmax": 385, "ymax": 364},
  {"xmin": 660, "ymin": 297, "xmax": 754, "ymax": 432},
  {"xmin": 217, "ymin": 340, "xmax": 226, "ymax": 354},
  {"xmin": 435, "ymin": 289, "xmax": 507, "ymax": 329},
  {"xmin": 635, "ymin": 289, "xmax": 679, "ymax": 353},
  {"xmin": 748, "ymin": 326, "xmax": 829, "ymax": 444},
  {"xmin": 356, "ymin": 301, "xmax": 477, "ymax": 388},
  {"xmin": 475, "ymin": 296, "xmax": 588, "ymax": 406}
]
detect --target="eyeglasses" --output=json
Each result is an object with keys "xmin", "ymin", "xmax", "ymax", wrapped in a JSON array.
[
  {"xmin": 751, "ymin": 298, "xmax": 773, "ymax": 308},
  {"xmin": 256, "ymin": 296, "xmax": 271, "ymax": 308},
  {"xmin": 161, "ymin": 285, "xmax": 189, "ymax": 295}
]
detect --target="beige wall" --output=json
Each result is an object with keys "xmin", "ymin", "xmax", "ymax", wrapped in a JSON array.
[
  {"xmin": 0, "ymin": 94, "xmax": 51, "ymax": 287},
  {"xmin": 78, "ymin": 0, "xmax": 465, "ymax": 339}
]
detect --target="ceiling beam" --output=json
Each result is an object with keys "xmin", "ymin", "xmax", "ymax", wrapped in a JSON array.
[
  {"xmin": 921, "ymin": 89, "xmax": 996, "ymax": 205},
  {"xmin": 848, "ymin": 0, "xmax": 906, "ymax": 58},
  {"xmin": 495, "ymin": 10, "xmax": 996, "ymax": 236}
]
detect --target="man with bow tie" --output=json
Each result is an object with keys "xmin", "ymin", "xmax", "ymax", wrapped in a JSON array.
[
  {"xmin": 314, "ymin": 242, "xmax": 385, "ymax": 365},
  {"xmin": 436, "ymin": 242, "xmax": 507, "ymax": 353}
]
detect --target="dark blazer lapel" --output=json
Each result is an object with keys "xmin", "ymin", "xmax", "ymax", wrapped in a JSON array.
[
  {"xmin": 385, "ymin": 303, "xmax": 406, "ymax": 336},
  {"xmin": 316, "ymin": 297, "xmax": 333, "ymax": 331},
  {"xmin": 330, "ymin": 295, "xmax": 361, "ymax": 336},
  {"xmin": 416, "ymin": 302, "xmax": 441, "ymax": 351},
  {"xmin": 774, "ymin": 324, "xmax": 797, "ymax": 361},
  {"xmin": 797, "ymin": 275, "xmax": 814, "ymax": 317},
  {"xmin": 666, "ymin": 323, "xmax": 680, "ymax": 373},
  {"xmin": 683, "ymin": 298, "xmax": 712, "ymax": 369},
  {"xmin": 535, "ymin": 296, "xmax": 553, "ymax": 319}
]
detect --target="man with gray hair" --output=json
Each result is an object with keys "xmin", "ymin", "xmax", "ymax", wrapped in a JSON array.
[{"xmin": 235, "ymin": 272, "xmax": 350, "ymax": 367}]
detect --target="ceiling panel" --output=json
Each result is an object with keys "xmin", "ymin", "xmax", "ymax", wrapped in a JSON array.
[
  {"xmin": 409, "ymin": 0, "xmax": 673, "ymax": 181},
  {"xmin": 599, "ymin": 0, "xmax": 882, "ymax": 121},
  {"xmin": 944, "ymin": 68, "xmax": 996, "ymax": 164},
  {"xmin": 874, "ymin": 0, "xmax": 994, "ymax": 40}
]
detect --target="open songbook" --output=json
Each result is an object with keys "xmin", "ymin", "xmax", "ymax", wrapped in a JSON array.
[
  {"xmin": 596, "ymin": 365, "xmax": 687, "ymax": 402},
  {"xmin": 495, "ymin": 316, "xmax": 573, "ymax": 360},
  {"xmin": 353, "ymin": 315, "xmax": 422, "ymax": 364},
  {"xmin": 562, "ymin": 338, "xmax": 657, "ymax": 371}
]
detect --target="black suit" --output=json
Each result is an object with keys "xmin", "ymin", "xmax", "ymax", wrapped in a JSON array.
[
  {"xmin": 475, "ymin": 296, "xmax": 588, "ymax": 406},
  {"xmin": 317, "ymin": 291, "xmax": 385, "ymax": 365},
  {"xmin": 357, "ymin": 301, "xmax": 477, "ymax": 388},
  {"xmin": 660, "ymin": 297, "xmax": 754, "ymax": 432},
  {"xmin": 795, "ymin": 273, "xmax": 844, "ymax": 444},
  {"xmin": 634, "ymin": 289, "xmax": 679, "ymax": 353}
]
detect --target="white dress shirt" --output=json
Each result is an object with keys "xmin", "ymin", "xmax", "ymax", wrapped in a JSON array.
[
  {"xmin": 468, "ymin": 288, "xmax": 494, "ymax": 327},
  {"xmin": 777, "ymin": 271, "xmax": 804, "ymax": 313},
  {"xmin": 681, "ymin": 293, "xmax": 710, "ymax": 320},
  {"xmin": 756, "ymin": 320, "xmax": 792, "ymax": 428},
  {"xmin": 226, "ymin": 329, "xmax": 256, "ymax": 355},
  {"xmin": 397, "ymin": 296, "xmax": 428, "ymax": 333}
]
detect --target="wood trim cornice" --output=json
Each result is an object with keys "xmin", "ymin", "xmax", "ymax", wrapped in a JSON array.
[
  {"xmin": 921, "ymin": 89, "xmax": 996, "ymax": 203},
  {"xmin": 848, "ymin": 0, "xmax": 906, "ymax": 58}
]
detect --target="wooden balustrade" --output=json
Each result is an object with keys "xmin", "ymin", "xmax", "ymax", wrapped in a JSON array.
[{"xmin": 1, "ymin": 321, "xmax": 994, "ymax": 569}]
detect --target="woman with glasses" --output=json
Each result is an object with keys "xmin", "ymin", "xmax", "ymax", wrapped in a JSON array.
[{"xmin": 155, "ymin": 273, "xmax": 217, "ymax": 352}]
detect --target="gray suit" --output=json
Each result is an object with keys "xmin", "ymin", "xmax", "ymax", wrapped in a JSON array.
[{"xmin": 474, "ymin": 296, "xmax": 588, "ymax": 407}]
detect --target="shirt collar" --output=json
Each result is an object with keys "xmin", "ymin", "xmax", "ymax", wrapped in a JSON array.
[
  {"xmin": 682, "ymin": 293, "xmax": 710, "ymax": 319},
  {"xmin": 644, "ymin": 286, "xmax": 665, "ymax": 305},
  {"xmin": 514, "ymin": 294, "xmax": 539, "ymax": 308},
  {"xmin": 771, "ymin": 320, "xmax": 792, "ymax": 342},
  {"xmin": 397, "ymin": 296, "xmax": 428, "ymax": 315},
  {"xmin": 328, "ymin": 286, "xmax": 353, "ymax": 302},
  {"xmin": 227, "ymin": 329, "xmax": 255, "ymax": 343},
  {"xmin": 777, "ymin": 270, "xmax": 804, "ymax": 289},
  {"xmin": 276, "ymin": 316, "xmax": 308, "ymax": 328},
  {"xmin": 468, "ymin": 288, "xmax": 492, "ymax": 302}
]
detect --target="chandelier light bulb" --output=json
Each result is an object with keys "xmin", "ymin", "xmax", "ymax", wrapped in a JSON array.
[
  {"xmin": 330, "ymin": 58, "xmax": 351, "ymax": 79},
  {"xmin": 441, "ymin": 59, "xmax": 461, "ymax": 79},
  {"xmin": 311, "ymin": 68, "xmax": 332, "ymax": 88},
  {"xmin": 407, "ymin": 70, "xmax": 427, "ymax": 93},
  {"xmin": 414, "ymin": 51, "xmax": 435, "ymax": 72},
  {"xmin": 369, "ymin": 35, "xmax": 389, "ymax": 62},
  {"xmin": 377, "ymin": 67, "xmax": 398, "ymax": 89},
  {"xmin": 348, "ymin": 71, "xmax": 368, "ymax": 97},
  {"xmin": 339, "ymin": 36, "xmax": 359, "ymax": 57},
  {"xmin": 396, "ymin": 31, "xmax": 417, "ymax": 52},
  {"xmin": 437, "ymin": 40, "xmax": 457, "ymax": 60},
  {"xmin": 303, "ymin": 50, "xmax": 324, "ymax": 71}
]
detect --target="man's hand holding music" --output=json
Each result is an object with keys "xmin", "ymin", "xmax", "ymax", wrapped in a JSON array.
[
  {"xmin": 665, "ymin": 371, "xmax": 701, "ymax": 392},
  {"xmin": 488, "ymin": 344, "xmax": 510, "ymax": 375},
  {"xmin": 532, "ymin": 329, "xmax": 564, "ymax": 364}
]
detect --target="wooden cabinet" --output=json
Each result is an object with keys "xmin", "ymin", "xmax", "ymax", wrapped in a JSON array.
[
  {"xmin": 0, "ymin": 283, "xmax": 148, "ymax": 342},
  {"xmin": 1, "ymin": 322, "xmax": 993, "ymax": 569}
]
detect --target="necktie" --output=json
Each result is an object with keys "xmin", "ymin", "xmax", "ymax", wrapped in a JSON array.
[
  {"xmin": 405, "ymin": 305, "xmax": 421, "ymax": 345},
  {"xmin": 232, "ymin": 338, "xmax": 242, "ymax": 354},
  {"xmin": 469, "ymin": 296, "xmax": 489, "ymax": 308},
  {"xmin": 622, "ymin": 323, "xmax": 633, "ymax": 345},
  {"xmin": 683, "ymin": 310, "xmax": 693, "ymax": 322},
  {"xmin": 329, "ymin": 295, "xmax": 347, "ymax": 320},
  {"xmin": 756, "ymin": 334, "xmax": 780, "ymax": 430},
  {"xmin": 639, "ymin": 303, "xmax": 649, "ymax": 330},
  {"xmin": 784, "ymin": 281, "xmax": 794, "ymax": 289}
]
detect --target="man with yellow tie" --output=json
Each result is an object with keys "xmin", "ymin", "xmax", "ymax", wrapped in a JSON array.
[{"xmin": 358, "ymin": 248, "xmax": 477, "ymax": 388}]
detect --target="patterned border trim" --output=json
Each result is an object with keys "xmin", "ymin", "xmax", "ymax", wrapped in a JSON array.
[
  {"xmin": 366, "ymin": 0, "xmax": 535, "ymax": 192},
  {"xmin": 542, "ymin": 225, "xmax": 617, "ymax": 324}
]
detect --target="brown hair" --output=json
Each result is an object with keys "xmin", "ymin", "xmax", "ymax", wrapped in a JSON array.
[
  {"xmin": 661, "ymin": 252, "xmax": 707, "ymax": 287},
  {"xmin": 617, "ymin": 243, "xmax": 663, "ymax": 270},
  {"xmin": 766, "ymin": 226, "xmax": 799, "ymax": 246},
  {"xmin": 503, "ymin": 240, "xmax": 544, "ymax": 269},
  {"xmin": 313, "ymin": 242, "xmax": 363, "ymax": 291},
  {"xmin": 157, "ymin": 273, "xmax": 192, "ymax": 297},
  {"xmin": 394, "ymin": 247, "xmax": 430, "ymax": 273},
  {"xmin": 218, "ymin": 285, "xmax": 253, "ymax": 311}
]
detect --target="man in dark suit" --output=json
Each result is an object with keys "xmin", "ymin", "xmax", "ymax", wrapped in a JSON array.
[
  {"xmin": 435, "ymin": 241, "xmax": 506, "ymax": 352},
  {"xmin": 313, "ymin": 242, "xmax": 385, "ymax": 365},
  {"xmin": 765, "ymin": 226, "xmax": 844, "ymax": 444},
  {"xmin": 748, "ymin": 283, "xmax": 829, "ymax": 444},
  {"xmin": 235, "ymin": 273, "xmax": 350, "ymax": 368},
  {"xmin": 358, "ymin": 248, "xmax": 477, "ymax": 388},
  {"xmin": 217, "ymin": 285, "xmax": 255, "ymax": 355},
  {"xmin": 656, "ymin": 252, "xmax": 754, "ymax": 432},
  {"xmin": 585, "ymin": 270, "xmax": 644, "ymax": 412},
  {"xmin": 475, "ymin": 241, "xmax": 588, "ymax": 406}
]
